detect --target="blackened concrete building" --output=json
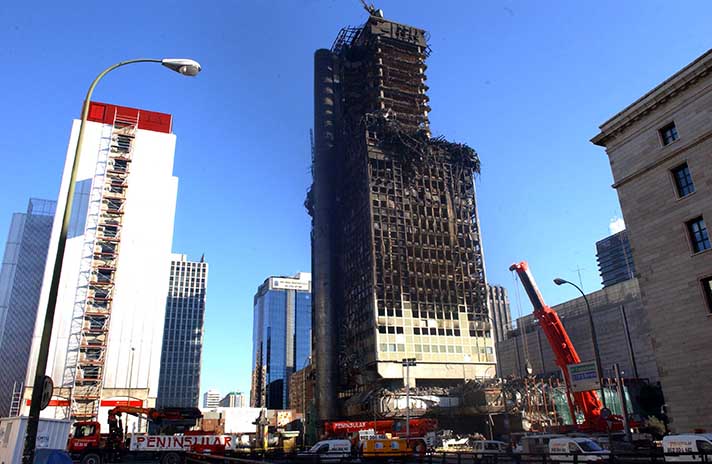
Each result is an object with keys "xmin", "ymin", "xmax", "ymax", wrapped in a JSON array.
[
  {"xmin": 596, "ymin": 230, "xmax": 635, "ymax": 288},
  {"xmin": 156, "ymin": 254, "xmax": 208, "ymax": 408},
  {"xmin": 307, "ymin": 11, "xmax": 492, "ymax": 420},
  {"xmin": 487, "ymin": 284, "xmax": 511, "ymax": 344},
  {"xmin": 0, "ymin": 198, "xmax": 55, "ymax": 416},
  {"xmin": 592, "ymin": 48, "xmax": 712, "ymax": 432}
]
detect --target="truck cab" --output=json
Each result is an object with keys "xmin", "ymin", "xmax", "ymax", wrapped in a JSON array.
[{"xmin": 68, "ymin": 422, "xmax": 100, "ymax": 451}]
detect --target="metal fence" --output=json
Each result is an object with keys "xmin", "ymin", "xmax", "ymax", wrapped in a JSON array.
[{"xmin": 186, "ymin": 449, "xmax": 712, "ymax": 464}]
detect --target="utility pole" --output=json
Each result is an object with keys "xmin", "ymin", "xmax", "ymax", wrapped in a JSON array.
[
  {"xmin": 614, "ymin": 363, "xmax": 632, "ymax": 442},
  {"xmin": 402, "ymin": 358, "xmax": 416, "ymax": 438}
]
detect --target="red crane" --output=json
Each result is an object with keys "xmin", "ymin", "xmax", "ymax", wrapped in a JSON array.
[{"xmin": 509, "ymin": 261, "xmax": 622, "ymax": 432}]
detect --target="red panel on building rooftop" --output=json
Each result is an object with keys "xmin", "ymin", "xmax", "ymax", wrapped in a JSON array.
[{"xmin": 87, "ymin": 101, "xmax": 173, "ymax": 134}]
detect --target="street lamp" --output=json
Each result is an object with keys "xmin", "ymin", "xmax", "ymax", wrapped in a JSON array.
[
  {"xmin": 127, "ymin": 347, "xmax": 135, "ymax": 435},
  {"xmin": 401, "ymin": 358, "xmax": 416, "ymax": 438},
  {"xmin": 553, "ymin": 277, "xmax": 607, "ymax": 409},
  {"xmin": 22, "ymin": 57, "xmax": 201, "ymax": 464}
]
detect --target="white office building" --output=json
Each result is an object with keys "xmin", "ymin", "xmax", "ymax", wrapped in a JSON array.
[
  {"xmin": 23, "ymin": 102, "xmax": 179, "ymax": 431},
  {"xmin": 203, "ymin": 390, "xmax": 221, "ymax": 409}
]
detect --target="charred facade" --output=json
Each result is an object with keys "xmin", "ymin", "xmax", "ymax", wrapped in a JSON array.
[{"xmin": 308, "ymin": 13, "xmax": 492, "ymax": 420}]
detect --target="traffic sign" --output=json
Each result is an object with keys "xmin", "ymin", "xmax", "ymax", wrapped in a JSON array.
[
  {"xmin": 40, "ymin": 376, "xmax": 53, "ymax": 410},
  {"xmin": 567, "ymin": 361, "xmax": 601, "ymax": 392},
  {"xmin": 600, "ymin": 407, "xmax": 612, "ymax": 420}
]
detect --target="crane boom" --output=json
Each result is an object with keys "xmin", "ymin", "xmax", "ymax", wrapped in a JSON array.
[{"xmin": 509, "ymin": 261, "xmax": 603, "ymax": 425}]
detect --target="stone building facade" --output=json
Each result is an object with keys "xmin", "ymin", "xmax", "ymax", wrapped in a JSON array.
[
  {"xmin": 497, "ymin": 279, "xmax": 657, "ymax": 383},
  {"xmin": 592, "ymin": 49, "xmax": 712, "ymax": 432}
]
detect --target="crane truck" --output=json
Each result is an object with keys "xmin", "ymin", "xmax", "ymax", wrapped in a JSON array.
[
  {"xmin": 509, "ymin": 261, "xmax": 626, "ymax": 434},
  {"xmin": 68, "ymin": 406, "xmax": 232, "ymax": 464}
]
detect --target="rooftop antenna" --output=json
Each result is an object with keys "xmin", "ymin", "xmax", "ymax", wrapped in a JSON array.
[
  {"xmin": 359, "ymin": 0, "xmax": 384, "ymax": 17},
  {"xmin": 572, "ymin": 264, "xmax": 585, "ymax": 290}
]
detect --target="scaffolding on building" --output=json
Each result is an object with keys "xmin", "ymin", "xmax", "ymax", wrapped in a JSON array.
[
  {"xmin": 9, "ymin": 381, "xmax": 23, "ymax": 417},
  {"xmin": 61, "ymin": 109, "xmax": 138, "ymax": 421}
]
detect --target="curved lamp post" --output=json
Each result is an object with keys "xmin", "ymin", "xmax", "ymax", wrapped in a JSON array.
[
  {"xmin": 553, "ymin": 277, "xmax": 607, "ymax": 409},
  {"xmin": 23, "ymin": 58, "xmax": 201, "ymax": 464}
]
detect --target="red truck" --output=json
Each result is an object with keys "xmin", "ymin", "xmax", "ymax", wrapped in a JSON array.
[
  {"xmin": 68, "ymin": 406, "xmax": 232, "ymax": 464},
  {"xmin": 323, "ymin": 418, "xmax": 438, "ymax": 438}
]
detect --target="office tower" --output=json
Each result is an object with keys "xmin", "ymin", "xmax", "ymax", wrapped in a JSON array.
[
  {"xmin": 596, "ymin": 230, "xmax": 635, "ymax": 287},
  {"xmin": 250, "ymin": 273, "xmax": 311, "ymax": 409},
  {"xmin": 218, "ymin": 392, "xmax": 246, "ymax": 408},
  {"xmin": 203, "ymin": 389, "xmax": 220, "ymax": 409},
  {"xmin": 487, "ymin": 284, "xmax": 511, "ymax": 344},
  {"xmin": 156, "ymin": 254, "xmax": 208, "ymax": 408},
  {"xmin": 308, "ymin": 11, "xmax": 491, "ymax": 420},
  {"xmin": 592, "ymin": 49, "xmax": 712, "ymax": 431},
  {"xmin": 0, "ymin": 198, "xmax": 56, "ymax": 416},
  {"xmin": 24, "ymin": 102, "xmax": 179, "ymax": 427}
]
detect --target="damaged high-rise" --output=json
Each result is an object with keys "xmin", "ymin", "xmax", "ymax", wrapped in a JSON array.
[
  {"xmin": 307, "ymin": 10, "xmax": 493, "ymax": 421},
  {"xmin": 306, "ymin": 11, "xmax": 495, "ymax": 420}
]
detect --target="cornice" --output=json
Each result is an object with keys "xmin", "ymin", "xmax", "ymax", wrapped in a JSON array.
[{"xmin": 591, "ymin": 49, "xmax": 712, "ymax": 147}]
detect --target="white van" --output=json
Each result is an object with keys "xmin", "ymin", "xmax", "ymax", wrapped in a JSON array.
[
  {"xmin": 471, "ymin": 440, "xmax": 509, "ymax": 458},
  {"xmin": 549, "ymin": 437, "xmax": 609, "ymax": 462},
  {"xmin": 298, "ymin": 439, "xmax": 352, "ymax": 462},
  {"xmin": 514, "ymin": 434, "xmax": 565, "ymax": 458},
  {"xmin": 662, "ymin": 434, "xmax": 712, "ymax": 462}
]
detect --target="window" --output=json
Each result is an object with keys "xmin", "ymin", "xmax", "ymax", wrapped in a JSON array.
[
  {"xmin": 697, "ymin": 440, "xmax": 712, "ymax": 453},
  {"xmin": 74, "ymin": 424, "xmax": 96, "ymax": 439},
  {"xmin": 701, "ymin": 277, "xmax": 712, "ymax": 313},
  {"xmin": 687, "ymin": 217, "xmax": 711, "ymax": 253},
  {"xmin": 659, "ymin": 122, "xmax": 679, "ymax": 145},
  {"xmin": 316, "ymin": 444, "xmax": 329, "ymax": 454},
  {"xmin": 672, "ymin": 163, "xmax": 695, "ymax": 197}
]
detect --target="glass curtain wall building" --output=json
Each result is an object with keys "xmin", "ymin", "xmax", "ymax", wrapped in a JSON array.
[
  {"xmin": 0, "ymin": 198, "xmax": 56, "ymax": 416},
  {"xmin": 250, "ymin": 272, "xmax": 311, "ymax": 409},
  {"xmin": 156, "ymin": 254, "xmax": 208, "ymax": 408},
  {"xmin": 596, "ymin": 230, "xmax": 635, "ymax": 287}
]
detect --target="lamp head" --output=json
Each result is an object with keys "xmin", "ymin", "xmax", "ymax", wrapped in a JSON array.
[
  {"xmin": 553, "ymin": 278, "xmax": 567, "ymax": 286},
  {"xmin": 161, "ymin": 58, "xmax": 202, "ymax": 76}
]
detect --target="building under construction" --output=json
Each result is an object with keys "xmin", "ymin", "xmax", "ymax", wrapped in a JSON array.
[
  {"xmin": 22, "ymin": 102, "xmax": 179, "ymax": 432},
  {"xmin": 307, "ymin": 10, "xmax": 493, "ymax": 421}
]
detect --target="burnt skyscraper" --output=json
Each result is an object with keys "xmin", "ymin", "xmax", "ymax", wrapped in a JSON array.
[{"xmin": 307, "ymin": 11, "xmax": 492, "ymax": 420}]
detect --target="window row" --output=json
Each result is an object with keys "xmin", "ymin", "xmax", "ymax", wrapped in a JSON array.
[{"xmin": 414, "ymin": 344, "xmax": 464, "ymax": 354}]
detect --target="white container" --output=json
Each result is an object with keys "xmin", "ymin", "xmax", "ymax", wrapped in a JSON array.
[{"xmin": 0, "ymin": 417, "xmax": 71, "ymax": 464}]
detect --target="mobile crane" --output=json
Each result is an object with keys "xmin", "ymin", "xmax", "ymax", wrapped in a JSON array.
[{"xmin": 509, "ymin": 261, "xmax": 625, "ymax": 433}]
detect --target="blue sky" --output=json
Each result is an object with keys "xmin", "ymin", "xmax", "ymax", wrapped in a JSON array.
[{"xmin": 1, "ymin": 1, "xmax": 711, "ymax": 399}]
